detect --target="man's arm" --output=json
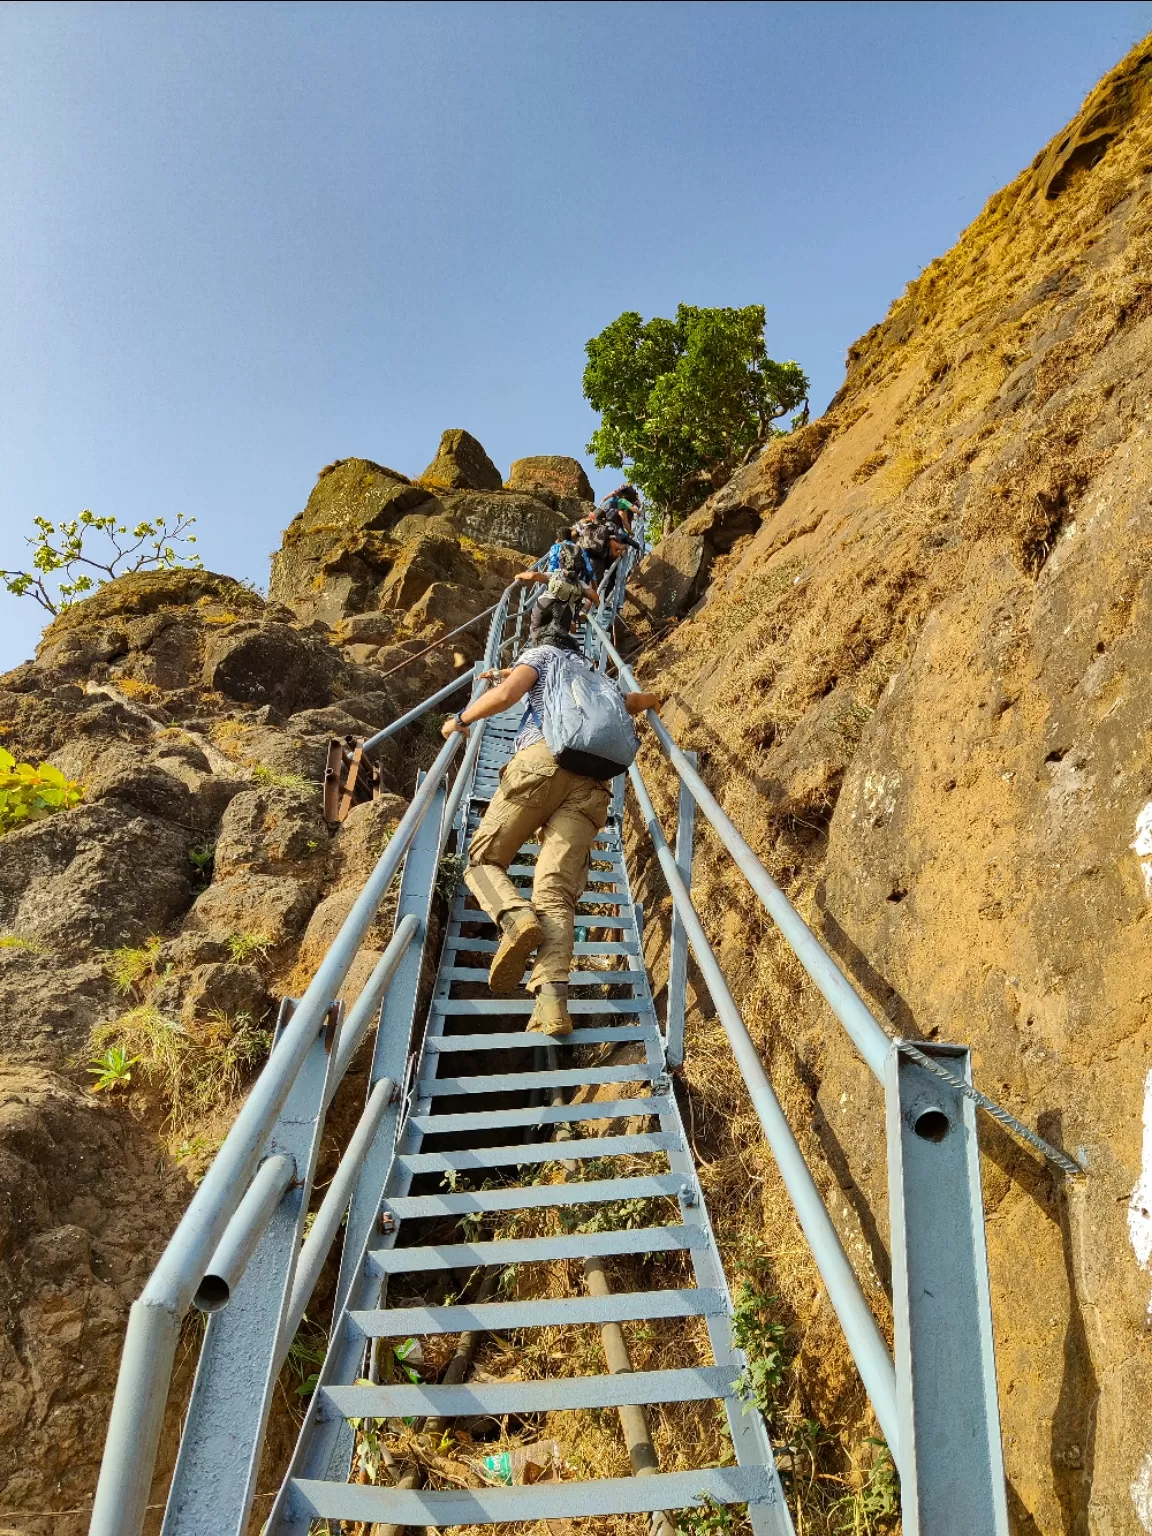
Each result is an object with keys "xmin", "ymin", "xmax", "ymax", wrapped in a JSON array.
[
  {"xmin": 441, "ymin": 664, "xmax": 539, "ymax": 739},
  {"xmin": 515, "ymin": 570, "xmax": 547, "ymax": 585}
]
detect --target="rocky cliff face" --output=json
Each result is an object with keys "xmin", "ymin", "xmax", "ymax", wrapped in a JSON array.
[
  {"xmin": 0, "ymin": 437, "xmax": 590, "ymax": 1531},
  {"xmin": 626, "ymin": 41, "xmax": 1152, "ymax": 1535}
]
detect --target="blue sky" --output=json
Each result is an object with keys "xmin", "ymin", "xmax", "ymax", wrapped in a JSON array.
[{"xmin": 1, "ymin": 0, "xmax": 1148, "ymax": 669}]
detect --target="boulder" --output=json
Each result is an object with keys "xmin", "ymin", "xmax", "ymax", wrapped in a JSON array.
[
  {"xmin": 175, "ymin": 962, "xmax": 267, "ymax": 1026},
  {"xmin": 376, "ymin": 536, "xmax": 482, "ymax": 612},
  {"xmin": 334, "ymin": 610, "xmax": 404, "ymax": 649},
  {"xmin": 212, "ymin": 786, "xmax": 328, "ymax": 880},
  {"xmin": 0, "ymin": 803, "xmax": 191, "ymax": 949},
  {"xmin": 183, "ymin": 872, "xmax": 319, "ymax": 945},
  {"xmin": 406, "ymin": 581, "xmax": 488, "ymax": 637},
  {"xmin": 506, "ymin": 455, "xmax": 594, "ymax": 506},
  {"xmin": 390, "ymin": 512, "xmax": 461, "ymax": 545},
  {"xmin": 435, "ymin": 490, "xmax": 568, "ymax": 555},
  {"xmin": 623, "ymin": 531, "xmax": 708, "ymax": 630},
  {"xmin": 0, "ymin": 951, "xmax": 113, "ymax": 1066},
  {"xmin": 203, "ymin": 622, "xmax": 338, "ymax": 713},
  {"xmin": 420, "ymin": 429, "xmax": 502, "ymax": 491},
  {"xmin": 293, "ymin": 458, "xmax": 429, "ymax": 535}
]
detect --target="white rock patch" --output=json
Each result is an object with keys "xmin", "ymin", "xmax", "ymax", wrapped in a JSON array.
[
  {"xmin": 1130, "ymin": 1073, "xmax": 1152, "ymax": 1531},
  {"xmin": 1130, "ymin": 801, "xmax": 1152, "ymax": 897},
  {"xmin": 1133, "ymin": 1449, "xmax": 1152, "ymax": 1533}
]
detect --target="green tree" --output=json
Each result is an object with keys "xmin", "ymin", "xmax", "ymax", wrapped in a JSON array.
[
  {"xmin": 583, "ymin": 304, "xmax": 809, "ymax": 527},
  {"xmin": 1, "ymin": 510, "xmax": 201, "ymax": 617}
]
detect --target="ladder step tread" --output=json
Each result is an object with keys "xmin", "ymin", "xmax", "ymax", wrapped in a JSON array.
[
  {"xmin": 449, "ymin": 916, "xmax": 633, "ymax": 932},
  {"xmin": 288, "ymin": 1466, "xmax": 774, "ymax": 1524},
  {"xmin": 321, "ymin": 1365, "xmax": 735, "ymax": 1420},
  {"xmin": 421, "ymin": 1064, "xmax": 655, "ymax": 1095},
  {"xmin": 398, "ymin": 1131, "xmax": 676, "ymax": 1172},
  {"xmin": 444, "ymin": 940, "xmax": 639, "ymax": 956},
  {"xmin": 439, "ymin": 968, "xmax": 644, "ymax": 986},
  {"xmin": 367, "ymin": 1223, "xmax": 704, "ymax": 1272},
  {"xmin": 423, "ymin": 1026, "xmax": 654, "ymax": 1051},
  {"xmin": 347, "ymin": 1287, "xmax": 723, "ymax": 1337},
  {"xmin": 431, "ymin": 998, "xmax": 649, "ymax": 1014},
  {"xmin": 410, "ymin": 1095, "xmax": 671, "ymax": 1132},
  {"xmin": 385, "ymin": 1171, "xmax": 685, "ymax": 1217}
]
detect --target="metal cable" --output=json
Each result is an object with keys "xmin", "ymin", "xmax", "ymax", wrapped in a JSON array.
[{"xmin": 892, "ymin": 1038, "xmax": 1084, "ymax": 1178}]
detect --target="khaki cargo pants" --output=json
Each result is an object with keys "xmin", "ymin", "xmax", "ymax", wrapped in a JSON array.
[{"xmin": 465, "ymin": 740, "xmax": 612, "ymax": 990}]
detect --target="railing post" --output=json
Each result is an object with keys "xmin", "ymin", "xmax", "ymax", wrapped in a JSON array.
[
  {"xmin": 665, "ymin": 749, "xmax": 696, "ymax": 1068},
  {"xmin": 885, "ymin": 1042, "xmax": 1008, "ymax": 1534}
]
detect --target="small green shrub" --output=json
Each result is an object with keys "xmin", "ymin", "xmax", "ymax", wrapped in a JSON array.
[
  {"xmin": 87, "ymin": 1045, "xmax": 140, "ymax": 1092},
  {"xmin": 675, "ymin": 1494, "xmax": 735, "ymax": 1536},
  {"xmin": 89, "ymin": 1005, "xmax": 271, "ymax": 1130},
  {"xmin": 0, "ymin": 748, "xmax": 84, "ymax": 835},
  {"xmin": 188, "ymin": 843, "xmax": 215, "ymax": 888},
  {"xmin": 106, "ymin": 936, "xmax": 164, "ymax": 995},
  {"xmin": 730, "ymin": 1281, "xmax": 788, "ymax": 1414},
  {"xmin": 252, "ymin": 765, "xmax": 314, "ymax": 791},
  {"xmin": 226, "ymin": 932, "xmax": 273, "ymax": 963},
  {"xmin": 0, "ymin": 933, "xmax": 48, "ymax": 954}
]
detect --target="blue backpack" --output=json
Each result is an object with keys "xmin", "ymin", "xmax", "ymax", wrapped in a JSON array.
[{"xmin": 531, "ymin": 652, "xmax": 639, "ymax": 781}]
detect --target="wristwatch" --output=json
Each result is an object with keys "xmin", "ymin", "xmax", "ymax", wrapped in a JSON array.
[{"xmin": 454, "ymin": 712, "xmax": 469, "ymax": 731}]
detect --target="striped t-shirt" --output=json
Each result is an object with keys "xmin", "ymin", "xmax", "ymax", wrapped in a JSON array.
[{"xmin": 512, "ymin": 644, "xmax": 581, "ymax": 753}]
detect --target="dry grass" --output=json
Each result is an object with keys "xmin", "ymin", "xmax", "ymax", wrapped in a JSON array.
[{"xmin": 88, "ymin": 1004, "xmax": 271, "ymax": 1133}]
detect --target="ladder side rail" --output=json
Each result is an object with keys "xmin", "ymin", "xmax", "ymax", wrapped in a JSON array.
[
  {"xmin": 362, "ymin": 662, "xmax": 481, "ymax": 754},
  {"xmin": 89, "ymin": 733, "xmax": 465, "ymax": 1536},
  {"xmin": 283, "ymin": 775, "xmax": 447, "ymax": 1501},
  {"xmin": 334, "ymin": 774, "xmax": 448, "ymax": 1317},
  {"xmin": 627, "ymin": 760, "xmax": 901, "ymax": 1462},
  {"xmin": 664, "ymin": 747, "xmax": 697, "ymax": 1068},
  {"xmin": 614, "ymin": 850, "xmax": 795, "ymax": 1536}
]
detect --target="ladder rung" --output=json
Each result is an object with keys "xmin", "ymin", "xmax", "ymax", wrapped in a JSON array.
[
  {"xmin": 348, "ymin": 1287, "xmax": 722, "ymax": 1338},
  {"xmin": 398, "ymin": 1131, "xmax": 676, "ymax": 1172},
  {"xmin": 420, "ymin": 1064, "xmax": 654, "ymax": 1096},
  {"xmin": 288, "ymin": 1466, "xmax": 774, "ymax": 1525},
  {"xmin": 444, "ymin": 939, "xmax": 639, "ymax": 956},
  {"xmin": 423, "ymin": 1025, "xmax": 654, "ymax": 1051},
  {"xmin": 410, "ymin": 1095, "xmax": 670, "ymax": 1133},
  {"xmin": 450, "ymin": 915, "xmax": 633, "ymax": 932},
  {"xmin": 367, "ymin": 1223, "xmax": 704, "ymax": 1273},
  {"xmin": 431, "ymin": 998, "xmax": 649, "ymax": 1015},
  {"xmin": 385, "ymin": 1171, "xmax": 685, "ymax": 1218},
  {"xmin": 320, "ymin": 1364, "xmax": 733, "ymax": 1420},
  {"xmin": 439, "ymin": 967, "xmax": 645, "ymax": 986}
]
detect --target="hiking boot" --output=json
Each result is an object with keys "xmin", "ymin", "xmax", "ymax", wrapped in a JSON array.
[
  {"xmin": 527, "ymin": 985, "xmax": 573, "ymax": 1038},
  {"xmin": 488, "ymin": 907, "xmax": 544, "ymax": 995}
]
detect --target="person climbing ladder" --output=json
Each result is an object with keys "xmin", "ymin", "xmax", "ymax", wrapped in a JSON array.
[
  {"xmin": 515, "ymin": 539, "xmax": 599, "ymax": 643},
  {"xmin": 442, "ymin": 634, "xmax": 657, "ymax": 1035}
]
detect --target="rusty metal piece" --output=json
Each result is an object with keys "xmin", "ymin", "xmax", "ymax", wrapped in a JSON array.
[{"xmin": 324, "ymin": 736, "xmax": 381, "ymax": 827}]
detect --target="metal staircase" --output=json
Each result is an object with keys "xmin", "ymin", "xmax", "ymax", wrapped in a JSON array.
[
  {"xmin": 269, "ymin": 688, "xmax": 791, "ymax": 1532},
  {"xmin": 88, "ymin": 539, "xmax": 1075, "ymax": 1536}
]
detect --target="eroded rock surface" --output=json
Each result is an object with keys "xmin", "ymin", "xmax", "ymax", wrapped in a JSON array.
[{"xmin": 628, "ymin": 44, "xmax": 1152, "ymax": 1536}]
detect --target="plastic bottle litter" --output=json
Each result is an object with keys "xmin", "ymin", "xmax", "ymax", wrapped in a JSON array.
[{"xmin": 471, "ymin": 1439, "xmax": 563, "ymax": 1486}]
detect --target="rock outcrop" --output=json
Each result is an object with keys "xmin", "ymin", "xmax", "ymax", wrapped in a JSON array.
[
  {"xmin": 627, "ymin": 41, "xmax": 1152, "ymax": 1536},
  {"xmin": 270, "ymin": 441, "xmax": 568, "ymax": 629},
  {"xmin": 420, "ymin": 427, "xmax": 503, "ymax": 490},
  {"xmin": 0, "ymin": 424, "xmax": 600, "ymax": 1527}
]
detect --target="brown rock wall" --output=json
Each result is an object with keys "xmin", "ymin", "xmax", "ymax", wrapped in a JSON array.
[{"xmin": 629, "ymin": 40, "xmax": 1152, "ymax": 1534}]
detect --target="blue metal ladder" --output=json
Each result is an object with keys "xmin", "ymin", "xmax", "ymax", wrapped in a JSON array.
[{"xmin": 268, "ymin": 690, "xmax": 793, "ymax": 1533}]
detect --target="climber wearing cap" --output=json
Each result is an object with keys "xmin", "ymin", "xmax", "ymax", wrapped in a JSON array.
[
  {"xmin": 599, "ymin": 484, "xmax": 641, "ymax": 536},
  {"xmin": 515, "ymin": 539, "xmax": 600, "ymax": 643},
  {"xmin": 441, "ymin": 634, "xmax": 656, "ymax": 1037}
]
